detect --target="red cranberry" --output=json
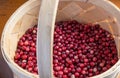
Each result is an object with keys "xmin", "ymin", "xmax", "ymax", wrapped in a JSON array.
[
  {"xmin": 111, "ymin": 59, "xmax": 117, "ymax": 64},
  {"xmin": 103, "ymin": 67, "xmax": 108, "ymax": 71},
  {"xmin": 89, "ymin": 73, "xmax": 93, "ymax": 77},
  {"xmin": 55, "ymin": 66, "xmax": 61, "ymax": 71},
  {"xmin": 93, "ymin": 67, "xmax": 97, "ymax": 72},
  {"xmin": 66, "ymin": 58, "xmax": 72, "ymax": 64},
  {"xmin": 75, "ymin": 72, "xmax": 79, "ymax": 77},
  {"xmin": 31, "ymin": 42, "xmax": 35, "ymax": 47},
  {"xmin": 24, "ymin": 40, "xmax": 29, "ymax": 46},
  {"xmin": 21, "ymin": 55, "xmax": 28, "ymax": 60},
  {"xmin": 93, "ymin": 57, "xmax": 97, "ymax": 62},
  {"xmin": 79, "ymin": 63, "xmax": 85, "ymax": 68},
  {"xmin": 14, "ymin": 21, "xmax": 118, "ymax": 77},
  {"xmin": 76, "ymin": 67, "xmax": 81, "ymax": 72},
  {"xmin": 58, "ymin": 71, "xmax": 63, "ymax": 75},
  {"xmin": 53, "ymin": 21, "xmax": 118, "ymax": 77},
  {"xmin": 90, "ymin": 62, "xmax": 95, "ymax": 67},
  {"xmin": 84, "ymin": 58, "xmax": 89, "ymax": 63},
  {"xmin": 99, "ymin": 63, "xmax": 105, "ymax": 67},
  {"xmin": 81, "ymin": 70, "xmax": 86, "ymax": 75},
  {"xmin": 21, "ymin": 62, "xmax": 27, "ymax": 68},
  {"xmin": 18, "ymin": 41, "xmax": 24, "ymax": 46},
  {"xmin": 70, "ymin": 64, "xmax": 74, "ymax": 69},
  {"xmin": 14, "ymin": 53, "xmax": 20, "ymax": 60},
  {"xmin": 34, "ymin": 67, "xmax": 38, "ymax": 72},
  {"xmin": 63, "ymin": 68, "xmax": 68, "ymax": 74},
  {"xmin": 28, "ymin": 61, "xmax": 34, "ymax": 67},
  {"xmin": 28, "ymin": 67, "xmax": 33, "ymax": 72},
  {"xmin": 28, "ymin": 56, "xmax": 33, "ymax": 61}
]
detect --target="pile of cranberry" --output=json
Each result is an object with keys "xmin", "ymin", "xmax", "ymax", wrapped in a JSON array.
[{"xmin": 14, "ymin": 20, "xmax": 118, "ymax": 78}]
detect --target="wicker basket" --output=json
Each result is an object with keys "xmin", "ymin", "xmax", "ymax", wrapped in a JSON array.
[{"xmin": 1, "ymin": 0, "xmax": 120, "ymax": 78}]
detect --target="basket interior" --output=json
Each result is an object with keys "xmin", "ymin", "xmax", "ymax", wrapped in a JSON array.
[
  {"xmin": 3, "ymin": 6, "xmax": 39, "ymax": 60},
  {"xmin": 2, "ymin": 0, "xmax": 120, "ymax": 77},
  {"xmin": 1, "ymin": 0, "xmax": 41, "ymax": 77},
  {"xmin": 56, "ymin": 1, "xmax": 120, "ymax": 57}
]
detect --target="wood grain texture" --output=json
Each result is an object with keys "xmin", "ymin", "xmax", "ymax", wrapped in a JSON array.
[
  {"xmin": 110, "ymin": 0, "xmax": 120, "ymax": 8},
  {"xmin": 0, "ymin": 0, "xmax": 27, "ymax": 78},
  {"xmin": 0, "ymin": 0, "xmax": 120, "ymax": 78},
  {"xmin": 0, "ymin": 0, "xmax": 27, "ymax": 38},
  {"xmin": 37, "ymin": 0, "xmax": 59, "ymax": 78}
]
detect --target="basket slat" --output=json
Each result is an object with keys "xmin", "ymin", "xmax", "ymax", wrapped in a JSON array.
[
  {"xmin": 1, "ymin": 0, "xmax": 120, "ymax": 78},
  {"xmin": 37, "ymin": 0, "xmax": 59, "ymax": 78}
]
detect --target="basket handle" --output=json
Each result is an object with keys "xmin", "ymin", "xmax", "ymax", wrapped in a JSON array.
[{"xmin": 37, "ymin": 0, "xmax": 59, "ymax": 78}]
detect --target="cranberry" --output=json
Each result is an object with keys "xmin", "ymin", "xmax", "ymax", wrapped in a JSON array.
[
  {"xmin": 28, "ymin": 56, "xmax": 33, "ymax": 61},
  {"xmin": 63, "ymin": 75, "xmax": 68, "ymax": 78},
  {"xmin": 58, "ymin": 71, "xmax": 63, "ymax": 75},
  {"xmin": 14, "ymin": 53, "xmax": 20, "ymax": 60},
  {"xmin": 14, "ymin": 26, "xmax": 38, "ymax": 74},
  {"xmin": 76, "ymin": 67, "xmax": 81, "ymax": 72},
  {"xmin": 28, "ymin": 67, "xmax": 33, "ymax": 72},
  {"xmin": 66, "ymin": 58, "xmax": 72, "ymax": 64},
  {"xmin": 63, "ymin": 68, "xmax": 68, "ymax": 74},
  {"xmin": 14, "ymin": 21, "xmax": 118, "ymax": 77},
  {"xmin": 103, "ymin": 67, "xmax": 108, "ymax": 71},
  {"xmin": 84, "ymin": 58, "xmax": 89, "ymax": 63},
  {"xmin": 21, "ymin": 55, "xmax": 28, "ymax": 60},
  {"xmin": 34, "ymin": 67, "xmax": 38, "ymax": 72},
  {"xmin": 75, "ymin": 72, "xmax": 79, "ymax": 77},
  {"xmin": 21, "ymin": 62, "xmax": 27, "ymax": 68},
  {"xmin": 81, "ymin": 70, "xmax": 86, "ymax": 75},
  {"xmin": 24, "ymin": 40, "xmax": 29, "ymax": 46},
  {"xmin": 89, "ymin": 73, "xmax": 93, "ymax": 77},
  {"xmin": 111, "ymin": 59, "xmax": 117, "ymax": 64},
  {"xmin": 55, "ymin": 66, "xmax": 61, "ymax": 71},
  {"xmin": 18, "ymin": 41, "xmax": 24, "ymax": 46},
  {"xmin": 93, "ymin": 57, "xmax": 97, "ymax": 62},
  {"xmin": 31, "ymin": 42, "xmax": 35, "ymax": 47},
  {"xmin": 99, "ymin": 63, "xmax": 105, "ymax": 67},
  {"xmin": 28, "ymin": 61, "xmax": 34, "ymax": 67},
  {"xmin": 80, "ymin": 63, "xmax": 85, "ymax": 68},
  {"xmin": 90, "ymin": 62, "xmax": 95, "ymax": 67},
  {"xmin": 70, "ymin": 64, "xmax": 74, "ymax": 69},
  {"xmin": 53, "ymin": 21, "xmax": 118, "ymax": 77},
  {"xmin": 93, "ymin": 67, "xmax": 97, "ymax": 72}
]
